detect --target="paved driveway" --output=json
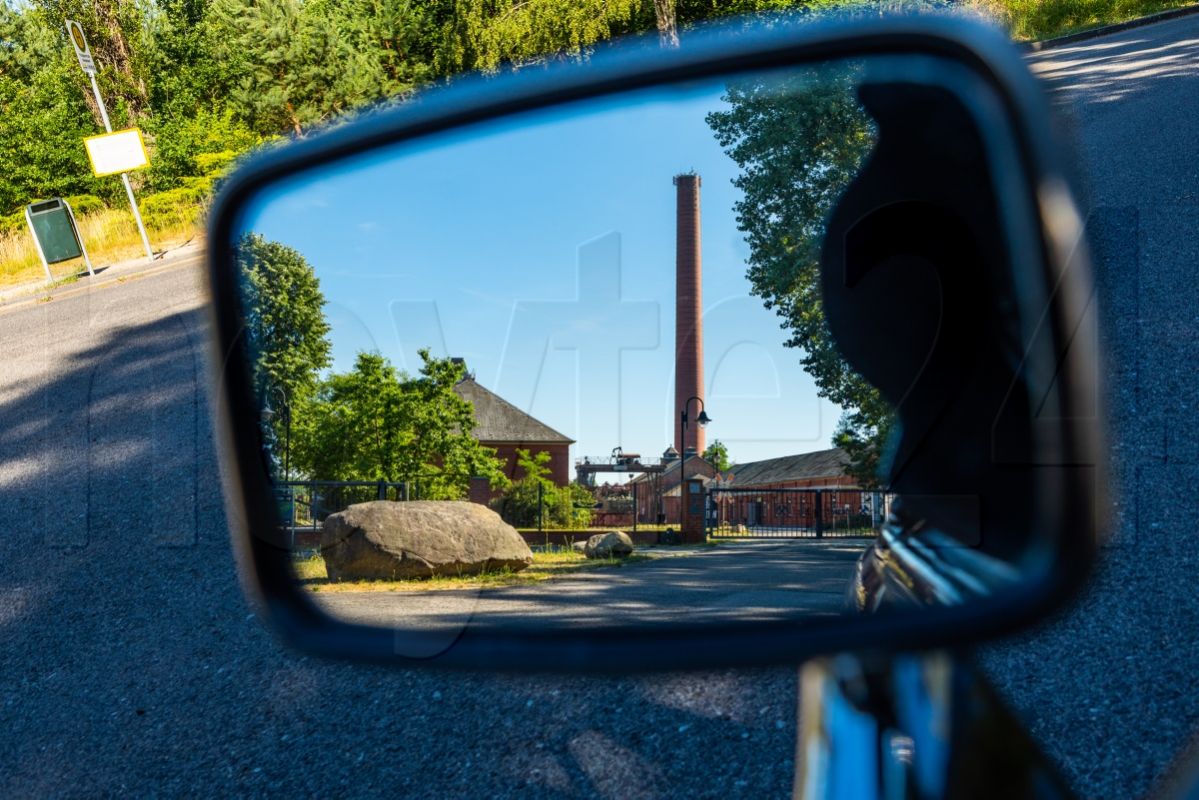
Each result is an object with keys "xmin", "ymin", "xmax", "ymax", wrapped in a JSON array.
[{"xmin": 312, "ymin": 540, "xmax": 865, "ymax": 633}]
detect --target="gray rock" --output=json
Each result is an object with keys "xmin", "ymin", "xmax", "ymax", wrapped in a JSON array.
[
  {"xmin": 584, "ymin": 531, "xmax": 634, "ymax": 559},
  {"xmin": 320, "ymin": 501, "xmax": 533, "ymax": 581},
  {"xmin": 570, "ymin": 540, "xmax": 587, "ymax": 554}
]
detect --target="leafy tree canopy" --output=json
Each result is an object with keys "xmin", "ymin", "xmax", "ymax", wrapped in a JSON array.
[
  {"xmin": 706, "ymin": 68, "xmax": 888, "ymax": 486},
  {"xmin": 494, "ymin": 449, "xmax": 593, "ymax": 529},
  {"xmin": 702, "ymin": 439, "xmax": 731, "ymax": 472},
  {"xmin": 292, "ymin": 349, "xmax": 510, "ymax": 499}
]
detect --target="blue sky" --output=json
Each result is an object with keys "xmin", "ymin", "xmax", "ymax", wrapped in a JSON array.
[{"xmin": 244, "ymin": 75, "xmax": 844, "ymax": 477}]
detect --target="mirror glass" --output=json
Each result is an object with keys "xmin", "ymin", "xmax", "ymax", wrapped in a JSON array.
[{"xmin": 233, "ymin": 52, "xmax": 1051, "ymax": 651}]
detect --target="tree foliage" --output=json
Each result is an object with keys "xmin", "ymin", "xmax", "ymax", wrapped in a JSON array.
[
  {"xmin": 292, "ymin": 350, "xmax": 509, "ymax": 499},
  {"xmin": 237, "ymin": 233, "xmax": 333, "ymax": 403},
  {"xmin": 494, "ymin": 448, "xmax": 593, "ymax": 528},
  {"xmin": 706, "ymin": 68, "xmax": 888, "ymax": 486},
  {"xmin": 0, "ymin": 0, "xmax": 869, "ymax": 216},
  {"xmin": 702, "ymin": 439, "xmax": 731, "ymax": 472}
]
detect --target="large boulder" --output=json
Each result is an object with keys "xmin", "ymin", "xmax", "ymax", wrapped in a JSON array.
[
  {"xmin": 583, "ymin": 530, "xmax": 634, "ymax": 559},
  {"xmin": 320, "ymin": 501, "xmax": 533, "ymax": 581}
]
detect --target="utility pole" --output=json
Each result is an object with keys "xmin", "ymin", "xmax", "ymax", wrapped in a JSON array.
[{"xmin": 66, "ymin": 20, "xmax": 153, "ymax": 261}]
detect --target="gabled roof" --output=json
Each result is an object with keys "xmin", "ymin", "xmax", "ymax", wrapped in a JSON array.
[
  {"xmin": 728, "ymin": 447, "xmax": 851, "ymax": 487},
  {"xmin": 453, "ymin": 378, "xmax": 574, "ymax": 445}
]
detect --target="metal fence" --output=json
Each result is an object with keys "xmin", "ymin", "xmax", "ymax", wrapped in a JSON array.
[
  {"xmin": 707, "ymin": 488, "xmax": 893, "ymax": 539},
  {"xmin": 275, "ymin": 480, "xmax": 418, "ymax": 545}
]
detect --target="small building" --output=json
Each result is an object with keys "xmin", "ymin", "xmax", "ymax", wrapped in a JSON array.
[
  {"xmin": 631, "ymin": 449, "xmax": 719, "ymax": 524},
  {"xmin": 453, "ymin": 376, "xmax": 574, "ymax": 492}
]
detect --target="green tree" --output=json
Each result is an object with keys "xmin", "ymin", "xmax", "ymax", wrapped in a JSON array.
[
  {"xmin": 495, "ymin": 449, "xmax": 592, "ymax": 528},
  {"xmin": 702, "ymin": 439, "xmax": 731, "ymax": 472},
  {"xmin": 204, "ymin": 0, "xmax": 400, "ymax": 136},
  {"xmin": 292, "ymin": 350, "xmax": 509, "ymax": 499},
  {"xmin": 237, "ymin": 233, "xmax": 333, "ymax": 404},
  {"xmin": 706, "ymin": 68, "xmax": 887, "ymax": 486}
]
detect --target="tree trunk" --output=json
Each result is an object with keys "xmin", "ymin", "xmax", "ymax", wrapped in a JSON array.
[{"xmin": 654, "ymin": 0, "xmax": 679, "ymax": 47}]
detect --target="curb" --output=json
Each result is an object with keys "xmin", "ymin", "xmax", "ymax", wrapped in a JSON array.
[
  {"xmin": 0, "ymin": 251, "xmax": 204, "ymax": 317},
  {"xmin": 1024, "ymin": 3, "xmax": 1199, "ymax": 51}
]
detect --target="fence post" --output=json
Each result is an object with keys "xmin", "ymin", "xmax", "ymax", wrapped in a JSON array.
[
  {"xmin": 537, "ymin": 482, "xmax": 544, "ymax": 533},
  {"xmin": 814, "ymin": 489, "xmax": 824, "ymax": 538},
  {"xmin": 377, "ymin": 480, "xmax": 386, "ymax": 501},
  {"xmin": 632, "ymin": 481, "xmax": 638, "ymax": 533}
]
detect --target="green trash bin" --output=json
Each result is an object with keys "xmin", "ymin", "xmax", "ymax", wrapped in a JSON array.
[{"xmin": 25, "ymin": 198, "xmax": 93, "ymax": 282}]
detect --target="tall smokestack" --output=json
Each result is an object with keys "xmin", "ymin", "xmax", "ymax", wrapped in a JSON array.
[{"xmin": 674, "ymin": 173, "xmax": 704, "ymax": 458}]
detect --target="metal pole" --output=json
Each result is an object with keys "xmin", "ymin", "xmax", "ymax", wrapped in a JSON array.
[
  {"xmin": 25, "ymin": 206, "xmax": 53, "ymax": 283},
  {"xmin": 88, "ymin": 72, "xmax": 153, "ymax": 261},
  {"xmin": 632, "ymin": 481, "xmax": 638, "ymax": 533},
  {"xmin": 62, "ymin": 200, "xmax": 94, "ymax": 276},
  {"xmin": 814, "ymin": 490, "xmax": 824, "ymax": 539},
  {"xmin": 284, "ymin": 406, "xmax": 291, "ymax": 482},
  {"xmin": 537, "ymin": 482, "xmax": 544, "ymax": 534}
]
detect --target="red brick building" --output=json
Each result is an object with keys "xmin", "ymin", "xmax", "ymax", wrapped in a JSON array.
[
  {"xmin": 453, "ymin": 377, "xmax": 574, "ymax": 494},
  {"xmin": 715, "ymin": 447, "xmax": 861, "ymax": 529},
  {"xmin": 631, "ymin": 450, "xmax": 719, "ymax": 524}
]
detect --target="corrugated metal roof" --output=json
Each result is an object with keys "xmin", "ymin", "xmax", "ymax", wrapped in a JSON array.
[
  {"xmin": 453, "ymin": 378, "xmax": 574, "ymax": 445},
  {"xmin": 728, "ymin": 447, "xmax": 851, "ymax": 487}
]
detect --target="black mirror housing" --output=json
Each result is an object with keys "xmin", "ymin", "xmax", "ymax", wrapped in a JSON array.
[{"xmin": 206, "ymin": 12, "xmax": 1101, "ymax": 671}]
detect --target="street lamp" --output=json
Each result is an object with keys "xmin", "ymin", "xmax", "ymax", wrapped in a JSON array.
[
  {"xmin": 260, "ymin": 383, "xmax": 291, "ymax": 481},
  {"xmin": 680, "ymin": 395, "xmax": 711, "ymax": 434}
]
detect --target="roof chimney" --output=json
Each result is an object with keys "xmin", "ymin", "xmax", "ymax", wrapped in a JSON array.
[{"xmin": 673, "ymin": 173, "xmax": 704, "ymax": 458}]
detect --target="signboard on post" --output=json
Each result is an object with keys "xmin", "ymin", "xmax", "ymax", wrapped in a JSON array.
[
  {"xmin": 65, "ymin": 20, "xmax": 95, "ymax": 75},
  {"xmin": 65, "ymin": 19, "xmax": 154, "ymax": 262},
  {"xmin": 84, "ymin": 129, "xmax": 150, "ymax": 176}
]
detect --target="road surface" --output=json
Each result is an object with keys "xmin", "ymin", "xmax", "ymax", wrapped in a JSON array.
[
  {"xmin": 311, "ymin": 540, "xmax": 864, "ymax": 633},
  {"xmin": 982, "ymin": 13, "xmax": 1199, "ymax": 800},
  {"xmin": 2, "ymin": 12, "xmax": 1198, "ymax": 798}
]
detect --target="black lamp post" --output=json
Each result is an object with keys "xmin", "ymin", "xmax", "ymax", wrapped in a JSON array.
[
  {"xmin": 260, "ymin": 384, "xmax": 291, "ymax": 481},
  {"xmin": 680, "ymin": 395, "xmax": 711, "ymax": 436}
]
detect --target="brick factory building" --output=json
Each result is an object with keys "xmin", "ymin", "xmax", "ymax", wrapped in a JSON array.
[
  {"xmin": 631, "ymin": 449, "xmax": 720, "ymax": 524},
  {"xmin": 453, "ymin": 376, "xmax": 574, "ymax": 496},
  {"xmin": 713, "ymin": 447, "xmax": 863, "ymax": 530},
  {"xmin": 727, "ymin": 447, "xmax": 856, "ymax": 491}
]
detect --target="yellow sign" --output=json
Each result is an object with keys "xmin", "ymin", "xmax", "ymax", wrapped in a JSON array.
[{"xmin": 84, "ymin": 128, "xmax": 150, "ymax": 177}]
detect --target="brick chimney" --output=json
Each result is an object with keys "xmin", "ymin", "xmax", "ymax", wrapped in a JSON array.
[{"xmin": 673, "ymin": 173, "xmax": 704, "ymax": 458}]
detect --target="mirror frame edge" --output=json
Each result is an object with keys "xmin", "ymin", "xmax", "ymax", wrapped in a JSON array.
[{"xmin": 204, "ymin": 12, "xmax": 1101, "ymax": 672}]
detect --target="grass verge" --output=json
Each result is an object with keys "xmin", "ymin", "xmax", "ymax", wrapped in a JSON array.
[
  {"xmin": 971, "ymin": 0, "xmax": 1198, "ymax": 40},
  {"xmin": 0, "ymin": 205, "xmax": 201, "ymax": 288},
  {"xmin": 293, "ymin": 547, "xmax": 655, "ymax": 592}
]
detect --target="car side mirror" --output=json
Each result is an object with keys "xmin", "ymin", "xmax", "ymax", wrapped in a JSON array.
[{"xmin": 205, "ymin": 13, "xmax": 1101, "ymax": 670}]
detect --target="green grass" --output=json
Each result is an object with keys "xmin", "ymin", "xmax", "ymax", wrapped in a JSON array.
[
  {"xmin": 972, "ymin": 0, "xmax": 1197, "ymax": 40},
  {"xmin": 292, "ymin": 547, "xmax": 654, "ymax": 592},
  {"xmin": 0, "ymin": 202, "xmax": 202, "ymax": 288}
]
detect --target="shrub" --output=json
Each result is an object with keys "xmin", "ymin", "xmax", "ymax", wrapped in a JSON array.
[
  {"xmin": 63, "ymin": 195, "xmax": 106, "ymax": 217},
  {"xmin": 142, "ymin": 108, "xmax": 261, "ymax": 193},
  {"xmin": 494, "ymin": 450, "xmax": 594, "ymax": 528}
]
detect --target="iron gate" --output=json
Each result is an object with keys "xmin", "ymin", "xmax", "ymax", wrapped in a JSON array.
[{"xmin": 706, "ymin": 488, "xmax": 892, "ymax": 539}]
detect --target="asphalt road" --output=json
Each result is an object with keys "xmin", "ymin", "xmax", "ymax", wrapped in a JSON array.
[
  {"xmin": 981, "ymin": 13, "xmax": 1199, "ymax": 799},
  {"xmin": 2, "ymin": 12, "xmax": 1198, "ymax": 799},
  {"xmin": 0, "ymin": 263, "xmax": 804, "ymax": 797},
  {"xmin": 311, "ymin": 540, "xmax": 864, "ymax": 634}
]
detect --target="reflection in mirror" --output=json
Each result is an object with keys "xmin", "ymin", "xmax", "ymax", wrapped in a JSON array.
[{"xmin": 234, "ymin": 54, "xmax": 1034, "ymax": 643}]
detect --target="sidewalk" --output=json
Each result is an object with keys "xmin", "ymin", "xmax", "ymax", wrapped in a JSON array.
[{"xmin": 0, "ymin": 238, "xmax": 207, "ymax": 314}]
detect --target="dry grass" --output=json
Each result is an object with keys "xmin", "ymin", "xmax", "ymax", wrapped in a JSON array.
[
  {"xmin": 969, "ymin": 0, "xmax": 1197, "ymax": 40},
  {"xmin": 293, "ymin": 547, "xmax": 653, "ymax": 592},
  {"xmin": 0, "ymin": 206, "xmax": 202, "ymax": 288}
]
